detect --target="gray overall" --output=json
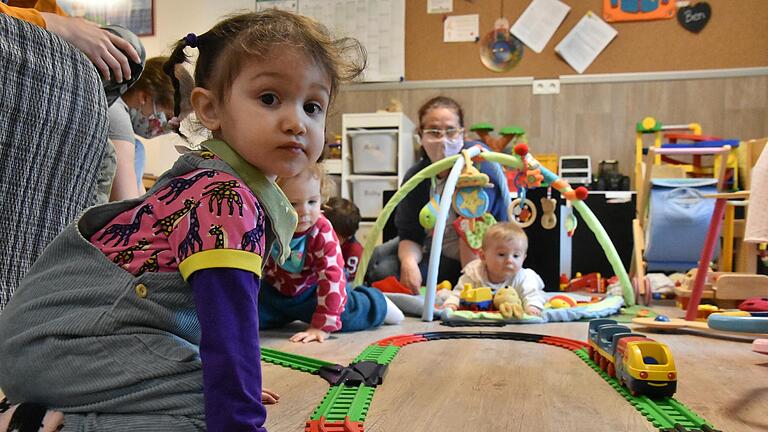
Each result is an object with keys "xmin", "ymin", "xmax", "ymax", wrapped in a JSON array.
[{"xmin": 0, "ymin": 152, "xmax": 280, "ymax": 431}]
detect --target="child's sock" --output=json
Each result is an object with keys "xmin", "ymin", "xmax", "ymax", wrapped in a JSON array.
[{"xmin": 383, "ymin": 295, "xmax": 405, "ymax": 324}]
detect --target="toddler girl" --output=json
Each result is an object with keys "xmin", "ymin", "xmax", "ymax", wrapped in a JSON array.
[{"xmin": 0, "ymin": 9, "xmax": 364, "ymax": 432}]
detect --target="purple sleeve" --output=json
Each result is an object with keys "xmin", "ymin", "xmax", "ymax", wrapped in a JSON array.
[{"xmin": 189, "ymin": 268, "xmax": 267, "ymax": 432}]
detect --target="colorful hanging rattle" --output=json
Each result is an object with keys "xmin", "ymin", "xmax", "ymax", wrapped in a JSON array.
[
  {"xmin": 508, "ymin": 143, "xmax": 543, "ymax": 228},
  {"xmin": 451, "ymin": 150, "xmax": 498, "ymax": 252}
]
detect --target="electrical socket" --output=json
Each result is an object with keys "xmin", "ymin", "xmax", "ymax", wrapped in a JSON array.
[{"xmin": 532, "ymin": 79, "xmax": 560, "ymax": 95}]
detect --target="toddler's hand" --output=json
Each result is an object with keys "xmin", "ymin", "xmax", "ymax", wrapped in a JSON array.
[
  {"xmin": 290, "ymin": 327, "xmax": 330, "ymax": 343},
  {"xmin": 262, "ymin": 388, "xmax": 280, "ymax": 404},
  {"xmin": 444, "ymin": 303, "xmax": 458, "ymax": 311},
  {"xmin": 525, "ymin": 305, "xmax": 542, "ymax": 316}
]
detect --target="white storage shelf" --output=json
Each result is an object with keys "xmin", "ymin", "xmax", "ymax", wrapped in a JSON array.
[{"xmin": 341, "ymin": 112, "xmax": 415, "ymax": 246}]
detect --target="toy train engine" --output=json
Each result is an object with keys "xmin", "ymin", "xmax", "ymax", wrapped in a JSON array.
[
  {"xmin": 587, "ymin": 319, "xmax": 677, "ymax": 398},
  {"xmin": 459, "ymin": 284, "xmax": 493, "ymax": 310}
]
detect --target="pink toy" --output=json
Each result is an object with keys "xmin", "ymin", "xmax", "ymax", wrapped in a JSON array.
[
  {"xmin": 739, "ymin": 297, "xmax": 768, "ymax": 312},
  {"xmin": 753, "ymin": 339, "xmax": 768, "ymax": 355}
]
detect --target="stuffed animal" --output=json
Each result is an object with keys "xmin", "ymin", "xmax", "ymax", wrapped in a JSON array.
[{"xmin": 493, "ymin": 287, "xmax": 524, "ymax": 319}]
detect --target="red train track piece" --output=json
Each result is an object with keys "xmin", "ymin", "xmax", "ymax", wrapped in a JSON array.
[
  {"xmin": 540, "ymin": 335, "xmax": 589, "ymax": 351},
  {"xmin": 375, "ymin": 334, "xmax": 427, "ymax": 347},
  {"xmin": 305, "ymin": 417, "xmax": 365, "ymax": 432}
]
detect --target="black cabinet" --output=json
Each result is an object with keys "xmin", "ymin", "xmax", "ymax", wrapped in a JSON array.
[
  {"xmin": 519, "ymin": 188, "xmax": 562, "ymax": 292},
  {"xmin": 570, "ymin": 192, "xmax": 636, "ymax": 277}
]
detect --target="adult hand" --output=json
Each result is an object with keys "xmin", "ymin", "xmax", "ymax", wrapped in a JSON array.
[
  {"xmin": 399, "ymin": 260, "xmax": 422, "ymax": 294},
  {"xmin": 289, "ymin": 327, "xmax": 329, "ymax": 343},
  {"xmin": 41, "ymin": 13, "xmax": 141, "ymax": 82},
  {"xmin": 262, "ymin": 388, "xmax": 280, "ymax": 404}
]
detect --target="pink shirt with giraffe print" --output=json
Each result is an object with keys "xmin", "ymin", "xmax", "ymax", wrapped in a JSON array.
[
  {"xmin": 264, "ymin": 214, "xmax": 347, "ymax": 333},
  {"xmin": 90, "ymin": 168, "xmax": 266, "ymax": 276}
]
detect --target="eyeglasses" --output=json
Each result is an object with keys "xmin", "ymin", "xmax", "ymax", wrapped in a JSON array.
[{"xmin": 421, "ymin": 127, "xmax": 464, "ymax": 140}]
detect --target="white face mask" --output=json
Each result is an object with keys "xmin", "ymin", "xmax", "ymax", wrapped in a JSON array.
[
  {"xmin": 421, "ymin": 134, "xmax": 465, "ymax": 162},
  {"xmin": 443, "ymin": 135, "xmax": 464, "ymax": 157}
]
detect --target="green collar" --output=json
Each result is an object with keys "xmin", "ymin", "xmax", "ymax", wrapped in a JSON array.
[{"xmin": 202, "ymin": 139, "xmax": 297, "ymax": 264}]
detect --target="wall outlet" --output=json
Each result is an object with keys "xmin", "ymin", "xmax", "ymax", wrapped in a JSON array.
[{"xmin": 532, "ymin": 79, "xmax": 560, "ymax": 95}]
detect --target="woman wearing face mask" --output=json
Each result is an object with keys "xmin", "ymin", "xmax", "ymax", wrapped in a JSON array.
[
  {"xmin": 107, "ymin": 56, "xmax": 193, "ymax": 200},
  {"xmin": 367, "ymin": 96, "xmax": 510, "ymax": 293}
]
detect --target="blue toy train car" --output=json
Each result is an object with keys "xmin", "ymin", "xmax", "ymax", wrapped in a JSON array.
[{"xmin": 587, "ymin": 319, "xmax": 677, "ymax": 398}]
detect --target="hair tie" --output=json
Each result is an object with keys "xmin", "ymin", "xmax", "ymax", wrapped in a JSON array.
[{"xmin": 184, "ymin": 33, "xmax": 198, "ymax": 48}]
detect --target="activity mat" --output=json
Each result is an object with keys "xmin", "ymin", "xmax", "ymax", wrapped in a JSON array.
[
  {"xmin": 263, "ymin": 331, "xmax": 719, "ymax": 432},
  {"xmin": 387, "ymin": 291, "xmax": 624, "ymax": 324}
]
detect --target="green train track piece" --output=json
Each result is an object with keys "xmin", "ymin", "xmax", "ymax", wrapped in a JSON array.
[
  {"xmin": 353, "ymin": 344, "xmax": 400, "ymax": 365},
  {"xmin": 310, "ymin": 384, "xmax": 376, "ymax": 423},
  {"xmin": 261, "ymin": 347, "xmax": 335, "ymax": 375},
  {"xmin": 574, "ymin": 348, "xmax": 718, "ymax": 432}
]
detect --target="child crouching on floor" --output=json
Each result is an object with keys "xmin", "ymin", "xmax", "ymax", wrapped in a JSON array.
[
  {"xmin": 261, "ymin": 163, "xmax": 404, "ymax": 343},
  {"xmin": 444, "ymin": 222, "xmax": 546, "ymax": 316},
  {"xmin": 323, "ymin": 197, "xmax": 363, "ymax": 280}
]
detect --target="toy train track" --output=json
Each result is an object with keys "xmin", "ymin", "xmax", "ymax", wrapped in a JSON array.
[{"xmin": 262, "ymin": 331, "xmax": 719, "ymax": 432}]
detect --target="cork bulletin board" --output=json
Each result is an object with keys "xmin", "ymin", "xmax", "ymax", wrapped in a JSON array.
[{"xmin": 404, "ymin": 0, "xmax": 768, "ymax": 80}]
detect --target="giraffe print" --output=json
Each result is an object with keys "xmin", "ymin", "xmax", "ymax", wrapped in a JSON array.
[
  {"xmin": 241, "ymin": 210, "xmax": 265, "ymax": 254},
  {"xmin": 152, "ymin": 199, "xmax": 199, "ymax": 236},
  {"xmin": 208, "ymin": 224, "xmax": 227, "ymax": 249},
  {"xmin": 97, "ymin": 204, "xmax": 153, "ymax": 247},
  {"xmin": 137, "ymin": 249, "xmax": 162, "ymax": 276},
  {"xmin": 178, "ymin": 201, "xmax": 203, "ymax": 259},
  {"xmin": 113, "ymin": 238, "xmax": 151, "ymax": 265},
  {"xmin": 202, "ymin": 180, "xmax": 244, "ymax": 217},
  {"xmin": 156, "ymin": 170, "xmax": 217, "ymax": 204}
]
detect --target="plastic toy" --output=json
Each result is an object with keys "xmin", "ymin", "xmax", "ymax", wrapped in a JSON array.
[
  {"xmin": 547, "ymin": 294, "xmax": 577, "ymax": 309},
  {"xmin": 418, "ymin": 195, "xmax": 441, "ymax": 229},
  {"xmin": 353, "ymin": 144, "xmax": 636, "ymax": 321},
  {"xmin": 451, "ymin": 151, "xmax": 498, "ymax": 252},
  {"xmin": 371, "ymin": 275, "xmax": 412, "ymax": 295},
  {"xmin": 565, "ymin": 272, "xmax": 605, "ymax": 293},
  {"xmin": 459, "ymin": 284, "xmax": 493, "ymax": 310},
  {"xmin": 588, "ymin": 319, "xmax": 677, "ymax": 398},
  {"xmin": 707, "ymin": 312, "xmax": 768, "ymax": 334},
  {"xmin": 492, "ymin": 287, "xmax": 523, "ymax": 319},
  {"xmin": 753, "ymin": 339, "xmax": 768, "ymax": 355},
  {"xmin": 739, "ymin": 296, "xmax": 768, "ymax": 312},
  {"xmin": 590, "ymin": 160, "xmax": 630, "ymax": 191},
  {"xmin": 469, "ymin": 122, "xmax": 526, "ymax": 154}
]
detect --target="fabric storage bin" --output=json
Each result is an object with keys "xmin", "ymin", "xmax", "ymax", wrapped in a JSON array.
[
  {"xmin": 356, "ymin": 221, "xmax": 382, "ymax": 247},
  {"xmin": 351, "ymin": 178, "xmax": 398, "ymax": 219},
  {"xmin": 349, "ymin": 129, "xmax": 398, "ymax": 174}
]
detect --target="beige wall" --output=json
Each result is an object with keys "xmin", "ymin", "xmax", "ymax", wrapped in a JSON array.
[
  {"xmin": 328, "ymin": 75, "xmax": 768, "ymax": 182},
  {"xmin": 139, "ymin": 0, "xmax": 253, "ymax": 58}
]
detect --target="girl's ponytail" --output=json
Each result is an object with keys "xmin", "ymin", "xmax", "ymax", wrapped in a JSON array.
[{"xmin": 163, "ymin": 36, "xmax": 192, "ymax": 120}]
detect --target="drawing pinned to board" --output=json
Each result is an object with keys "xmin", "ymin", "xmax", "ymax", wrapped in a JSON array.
[
  {"xmin": 479, "ymin": 18, "xmax": 523, "ymax": 72},
  {"xmin": 677, "ymin": 2, "xmax": 711, "ymax": 33},
  {"xmin": 602, "ymin": 0, "xmax": 676, "ymax": 22}
]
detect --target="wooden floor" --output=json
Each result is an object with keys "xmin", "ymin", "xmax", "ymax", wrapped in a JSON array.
[{"xmin": 261, "ymin": 303, "xmax": 768, "ymax": 432}]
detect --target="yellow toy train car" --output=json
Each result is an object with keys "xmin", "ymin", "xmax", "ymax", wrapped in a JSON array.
[{"xmin": 588, "ymin": 319, "xmax": 677, "ymax": 398}]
